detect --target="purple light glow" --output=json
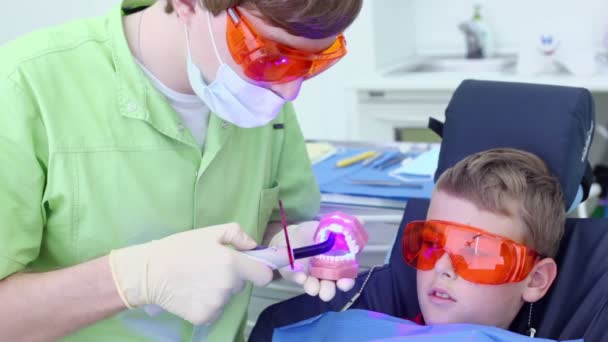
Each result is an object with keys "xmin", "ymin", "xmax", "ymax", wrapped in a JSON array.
[
  {"xmin": 422, "ymin": 247, "xmax": 438, "ymax": 259},
  {"xmin": 272, "ymin": 58, "xmax": 288, "ymax": 67},
  {"xmin": 332, "ymin": 233, "xmax": 350, "ymax": 252},
  {"xmin": 317, "ymin": 225, "xmax": 356, "ymax": 257},
  {"xmin": 318, "ymin": 224, "xmax": 343, "ymax": 241},
  {"xmin": 367, "ymin": 311, "xmax": 385, "ymax": 319}
]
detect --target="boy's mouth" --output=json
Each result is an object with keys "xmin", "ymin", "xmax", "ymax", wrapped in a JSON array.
[
  {"xmin": 428, "ymin": 287, "xmax": 457, "ymax": 303},
  {"xmin": 309, "ymin": 213, "xmax": 368, "ymax": 280}
]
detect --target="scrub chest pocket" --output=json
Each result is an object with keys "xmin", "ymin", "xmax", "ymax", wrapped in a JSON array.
[{"xmin": 257, "ymin": 182, "xmax": 280, "ymax": 241}]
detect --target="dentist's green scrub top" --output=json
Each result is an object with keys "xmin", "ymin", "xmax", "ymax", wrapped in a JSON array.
[{"xmin": 0, "ymin": 1, "xmax": 320, "ymax": 341}]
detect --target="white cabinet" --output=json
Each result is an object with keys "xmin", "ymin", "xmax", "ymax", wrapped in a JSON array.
[
  {"xmin": 347, "ymin": 73, "xmax": 608, "ymax": 167},
  {"xmin": 351, "ymin": 88, "xmax": 452, "ymax": 142}
]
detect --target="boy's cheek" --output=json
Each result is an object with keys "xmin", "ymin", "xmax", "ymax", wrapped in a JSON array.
[
  {"xmin": 416, "ymin": 269, "xmax": 437, "ymax": 298},
  {"xmin": 416, "ymin": 270, "xmax": 428, "ymax": 289}
]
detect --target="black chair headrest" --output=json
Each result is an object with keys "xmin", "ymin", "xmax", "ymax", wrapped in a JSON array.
[{"xmin": 430, "ymin": 79, "xmax": 596, "ymax": 208}]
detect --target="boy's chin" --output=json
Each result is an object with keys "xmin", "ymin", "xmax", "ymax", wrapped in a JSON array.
[
  {"xmin": 421, "ymin": 307, "xmax": 457, "ymax": 325},
  {"xmin": 424, "ymin": 315, "xmax": 457, "ymax": 326},
  {"xmin": 420, "ymin": 304, "xmax": 473, "ymax": 326},
  {"xmin": 422, "ymin": 310, "xmax": 509, "ymax": 329}
]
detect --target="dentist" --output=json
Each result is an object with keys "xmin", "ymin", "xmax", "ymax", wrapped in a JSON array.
[{"xmin": 0, "ymin": 0, "xmax": 362, "ymax": 341}]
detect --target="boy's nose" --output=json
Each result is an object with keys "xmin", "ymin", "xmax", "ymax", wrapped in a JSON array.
[
  {"xmin": 434, "ymin": 253, "xmax": 456, "ymax": 279},
  {"xmin": 269, "ymin": 78, "xmax": 304, "ymax": 101}
]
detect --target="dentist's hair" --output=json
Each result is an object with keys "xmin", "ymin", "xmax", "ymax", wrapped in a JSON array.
[
  {"xmin": 165, "ymin": 0, "xmax": 362, "ymax": 39},
  {"xmin": 435, "ymin": 148, "xmax": 565, "ymax": 258}
]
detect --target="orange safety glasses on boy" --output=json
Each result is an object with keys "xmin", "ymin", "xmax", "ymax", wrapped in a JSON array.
[
  {"xmin": 402, "ymin": 220, "xmax": 541, "ymax": 285},
  {"xmin": 225, "ymin": 7, "xmax": 347, "ymax": 83}
]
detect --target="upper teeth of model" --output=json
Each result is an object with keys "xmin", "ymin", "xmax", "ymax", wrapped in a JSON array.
[{"xmin": 318, "ymin": 224, "xmax": 360, "ymax": 254}]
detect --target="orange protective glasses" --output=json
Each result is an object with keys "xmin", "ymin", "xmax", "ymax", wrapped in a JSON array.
[
  {"xmin": 225, "ymin": 7, "xmax": 347, "ymax": 83},
  {"xmin": 401, "ymin": 220, "xmax": 541, "ymax": 285}
]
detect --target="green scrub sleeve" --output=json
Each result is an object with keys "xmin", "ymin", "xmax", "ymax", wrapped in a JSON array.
[{"xmin": 0, "ymin": 76, "xmax": 48, "ymax": 280}]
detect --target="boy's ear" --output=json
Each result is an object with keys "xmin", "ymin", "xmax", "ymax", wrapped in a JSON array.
[
  {"xmin": 172, "ymin": 0, "xmax": 199, "ymax": 23},
  {"xmin": 522, "ymin": 258, "xmax": 558, "ymax": 303}
]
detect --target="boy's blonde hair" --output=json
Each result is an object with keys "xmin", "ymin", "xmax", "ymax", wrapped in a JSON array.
[
  {"xmin": 435, "ymin": 148, "xmax": 565, "ymax": 257},
  {"xmin": 166, "ymin": 0, "xmax": 362, "ymax": 39}
]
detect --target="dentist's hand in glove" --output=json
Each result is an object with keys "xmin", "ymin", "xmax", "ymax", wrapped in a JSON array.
[
  {"xmin": 109, "ymin": 223, "xmax": 273, "ymax": 325},
  {"xmin": 270, "ymin": 221, "xmax": 356, "ymax": 302}
]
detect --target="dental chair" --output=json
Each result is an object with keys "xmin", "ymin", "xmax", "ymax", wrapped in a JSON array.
[{"xmin": 249, "ymin": 80, "xmax": 608, "ymax": 342}]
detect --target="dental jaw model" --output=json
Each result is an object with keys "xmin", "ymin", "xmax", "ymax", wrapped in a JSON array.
[{"xmin": 309, "ymin": 212, "xmax": 369, "ymax": 280}]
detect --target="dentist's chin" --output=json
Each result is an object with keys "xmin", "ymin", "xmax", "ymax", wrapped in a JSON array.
[{"xmin": 270, "ymin": 79, "xmax": 304, "ymax": 101}]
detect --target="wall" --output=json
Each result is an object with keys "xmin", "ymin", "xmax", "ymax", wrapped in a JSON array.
[
  {"xmin": 1, "ymin": 0, "xmax": 120, "ymax": 44},
  {"xmin": 293, "ymin": 0, "xmax": 377, "ymax": 140},
  {"xmin": 371, "ymin": 1, "xmax": 417, "ymax": 69},
  {"xmin": 411, "ymin": 0, "xmax": 608, "ymax": 57}
]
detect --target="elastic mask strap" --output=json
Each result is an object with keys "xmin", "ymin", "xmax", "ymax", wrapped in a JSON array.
[
  {"xmin": 184, "ymin": 25, "xmax": 192, "ymax": 54},
  {"xmin": 207, "ymin": 10, "xmax": 224, "ymax": 64}
]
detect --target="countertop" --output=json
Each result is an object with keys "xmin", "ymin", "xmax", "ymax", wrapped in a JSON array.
[{"xmin": 348, "ymin": 61, "xmax": 608, "ymax": 92}]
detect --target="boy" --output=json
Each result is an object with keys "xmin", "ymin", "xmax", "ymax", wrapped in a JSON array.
[{"xmin": 404, "ymin": 147, "xmax": 563, "ymax": 334}]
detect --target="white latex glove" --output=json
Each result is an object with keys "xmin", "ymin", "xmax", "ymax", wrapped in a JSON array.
[
  {"xmin": 109, "ymin": 223, "xmax": 273, "ymax": 325},
  {"xmin": 269, "ymin": 221, "xmax": 356, "ymax": 302}
]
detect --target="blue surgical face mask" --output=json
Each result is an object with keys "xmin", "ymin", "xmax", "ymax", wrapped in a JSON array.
[{"xmin": 184, "ymin": 11, "xmax": 286, "ymax": 128}]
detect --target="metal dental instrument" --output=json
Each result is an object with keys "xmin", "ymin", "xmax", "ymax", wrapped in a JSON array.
[
  {"xmin": 362, "ymin": 152, "xmax": 383, "ymax": 166},
  {"xmin": 378, "ymin": 154, "xmax": 407, "ymax": 170},
  {"xmin": 347, "ymin": 178, "xmax": 425, "ymax": 188}
]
